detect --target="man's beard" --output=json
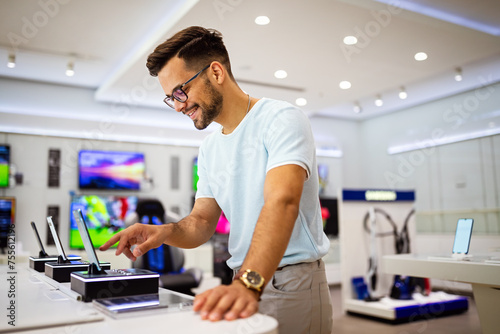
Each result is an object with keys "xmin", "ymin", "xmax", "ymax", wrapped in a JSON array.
[{"xmin": 193, "ymin": 79, "xmax": 223, "ymax": 130}]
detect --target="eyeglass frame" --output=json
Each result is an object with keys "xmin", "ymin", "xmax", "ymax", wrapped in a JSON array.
[{"xmin": 163, "ymin": 64, "xmax": 210, "ymax": 109}]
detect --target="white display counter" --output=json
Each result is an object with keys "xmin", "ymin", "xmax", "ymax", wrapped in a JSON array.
[
  {"xmin": 0, "ymin": 265, "xmax": 278, "ymax": 334},
  {"xmin": 383, "ymin": 253, "xmax": 500, "ymax": 334}
]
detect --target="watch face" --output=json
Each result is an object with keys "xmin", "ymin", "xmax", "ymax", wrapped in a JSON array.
[{"xmin": 246, "ymin": 271, "xmax": 263, "ymax": 285}]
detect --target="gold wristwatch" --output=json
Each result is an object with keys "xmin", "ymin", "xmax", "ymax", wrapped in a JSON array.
[{"xmin": 234, "ymin": 269, "xmax": 265, "ymax": 295}]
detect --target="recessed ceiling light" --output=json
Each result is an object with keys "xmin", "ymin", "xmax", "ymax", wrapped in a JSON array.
[
  {"xmin": 255, "ymin": 16, "xmax": 270, "ymax": 25},
  {"xmin": 339, "ymin": 81, "xmax": 351, "ymax": 89},
  {"xmin": 295, "ymin": 98, "xmax": 307, "ymax": 106},
  {"xmin": 343, "ymin": 36, "xmax": 358, "ymax": 45},
  {"xmin": 374, "ymin": 95, "xmax": 383, "ymax": 107},
  {"xmin": 414, "ymin": 52, "xmax": 428, "ymax": 61},
  {"xmin": 274, "ymin": 70, "xmax": 287, "ymax": 79}
]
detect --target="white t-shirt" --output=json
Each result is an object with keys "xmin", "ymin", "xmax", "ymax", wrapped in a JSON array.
[{"xmin": 196, "ymin": 98, "xmax": 330, "ymax": 269}]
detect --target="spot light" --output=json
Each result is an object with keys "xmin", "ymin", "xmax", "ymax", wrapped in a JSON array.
[
  {"xmin": 374, "ymin": 95, "xmax": 383, "ymax": 107},
  {"xmin": 7, "ymin": 54, "xmax": 16, "ymax": 68},
  {"xmin": 399, "ymin": 86, "xmax": 407, "ymax": 100},
  {"xmin": 353, "ymin": 102, "xmax": 362, "ymax": 113},
  {"xmin": 455, "ymin": 67, "xmax": 463, "ymax": 82},
  {"xmin": 66, "ymin": 61, "xmax": 75, "ymax": 77}
]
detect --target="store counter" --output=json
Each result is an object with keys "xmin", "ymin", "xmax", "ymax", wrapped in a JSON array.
[
  {"xmin": 0, "ymin": 265, "xmax": 278, "ymax": 334},
  {"xmin": 383, "ymin": 253, "xmax": 500, "ymax": 334}
]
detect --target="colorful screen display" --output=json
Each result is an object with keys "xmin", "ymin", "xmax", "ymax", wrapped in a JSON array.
[
  {"xmin": 0, "ymin": 145, "xmax": 10, "ymax": 188},
  {"xmin": 0, "ymin": 197, "xmax": 15, "ymax": 249},
  {"xmin": 193, "ymin": 157, "xmax": 199, "ymax": 192},
  {"xmin": 69, "ymin": 195, "xmax": 138, "ymax": 249},
  {"xmin": 78, "ymin": 150, "xmax": 145, "ymax": 190}
]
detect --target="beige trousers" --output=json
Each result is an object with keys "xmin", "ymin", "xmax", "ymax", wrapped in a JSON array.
[{"xmin": 258, "ymin": 259, "xmax": 333, "ymax": 334}]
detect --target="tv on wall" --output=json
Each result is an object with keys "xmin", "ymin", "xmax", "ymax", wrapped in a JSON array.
[
  {"xmin": 0, "ymin": 145, "xmax": 10, "ymax": 188},
  {"xmin": 0, "ymin": 197, "xmax": 15, "ymax": 251},
  {"xmin": 69, "ymin": 194, "xmax": 138, "ymax": 249},
  {"xmin": 78, "ymin": 150, "xmax": 145, "ymax": 190}
]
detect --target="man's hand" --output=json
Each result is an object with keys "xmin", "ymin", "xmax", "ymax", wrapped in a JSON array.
[
  {"xmin": 193, "ymin": 281, "xmax": 260, "ymax": 321},
  {"xmin": 99, "ymin": 223, "xmax": 167, "ymax": 261}
]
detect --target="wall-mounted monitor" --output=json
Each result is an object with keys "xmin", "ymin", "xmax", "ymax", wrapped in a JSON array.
[
  {"xmin": 320, "ymin": 197, "xmax": 339, "ymax": 238},
  {"xmin": 69, "ymin": 195, "xmax": 138, "ymax": 249},
  {"xmin": 192, "ymin": 157, "xmax": 199, "ymax": 192},
  {"xmin": 78, "ymin": 150, "xmax": 145, "ymax": 190},
  {"xmin": 0, "ymin": 145, "xmax": 10, "ymax": 188},
  {"xmin": 0, "ymin": 197, "xmax": 15, "ymax": 251}
]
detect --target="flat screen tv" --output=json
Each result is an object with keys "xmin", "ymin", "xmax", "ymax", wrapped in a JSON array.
[
  {"xmin": 69, "ymin": 194, "xmax": 138, "ymax": 249},
  {"xmin": 320, "ymin": 197, "xmax": 339, "ymax": 238},
  {"xmin": 78, "ymin": 150, "xmax": 145, "ymax": 190},
  {"xmin": 192, "ymin": 157, "xmax": 199, "ymax": 192},
  {"xmin": 0, "ymin": 197, "xmax": 15, "ymax": 251},
  {"xmin": 0, "ymin": 145, "xmax": 10, "ymax": 188}
]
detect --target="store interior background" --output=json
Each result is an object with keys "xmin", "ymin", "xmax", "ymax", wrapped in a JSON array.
[{"xmin": 1, "ymin": 0, "xmax": 499, "ymax": 299}]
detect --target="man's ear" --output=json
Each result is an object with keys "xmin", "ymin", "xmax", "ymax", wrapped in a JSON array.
[{"xmin": 209, "ymin": 61, "xmax": 225, "ymax": 85}]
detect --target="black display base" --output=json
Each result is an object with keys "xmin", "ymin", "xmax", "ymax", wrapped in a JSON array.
[
  {"xmin": 71, "ymin": 268, "xmax": 160, "ymax": 302},
  {"xmin": 45, "ymin": 261, "xmax": 111, "ymax": 282},
  {"xmin": 29, "ymin": 255, "xmax": 82, "ymax": 272}
]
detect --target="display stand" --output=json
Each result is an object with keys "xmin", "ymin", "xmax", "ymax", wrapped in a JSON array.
[{"xmin": 339, "ymin": 188, "xmax": 468, "ymax": 322}]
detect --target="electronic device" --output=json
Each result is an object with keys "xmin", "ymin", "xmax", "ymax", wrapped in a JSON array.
[
  {"xmin": 70, "ymin": 209, "xmax": 159, "ymax": 302},
  {"xmin": 428, "ymin": 218, "xmax": 475, "ymax": 261},
  {"xmin": 92, "ymin": 291, "xmax": 193, "ymax": 319},
  {"xmin": 192, "ymin": 156, "xmax": 199, "ymax": 192},
  {"xmin": 0, "ymin": 197, "xmax": 15, "ymax": 252},
  {"xmin": 319, "ymin": 197, "xmax": 339, "ymax": 238},
  {"xmin": 78, "ymin": 150, "xmax": 145, "ymax": 190},
  {"xmin": 28, "ymin": 221, "xmax": 81, "ymax": 272},
  {"xmin": 44, "ymin": 216, "xmax": 110, "ymax": 282},
  {"xmin": 452, "ymin": 218, "xmax": 474, "ymax": 255},
  {"xmin": 69, "ymin": 194, "xmax": 137, "ymax": 249},
  {"xmin": 0, "ymin": 145, "xmax": 10, "ymax": 188}
]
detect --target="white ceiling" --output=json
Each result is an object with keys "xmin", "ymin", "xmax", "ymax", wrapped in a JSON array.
[{"xmin": 1, "ymin": 0, "xmax": 499, "ymax": 122}]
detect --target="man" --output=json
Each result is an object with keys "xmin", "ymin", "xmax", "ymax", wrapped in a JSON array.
[{"xmin": 100, "ymin": 26, "xmax": 333, "ymax": 333}]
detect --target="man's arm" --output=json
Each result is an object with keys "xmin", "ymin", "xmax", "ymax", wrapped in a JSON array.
[
  {"xmin": 193, "ymin": 163, "xmax": 306, "ymax": 321},
  {"xmin": 99, "ymin": 197, "xmax": 221, "ymax": 261}
]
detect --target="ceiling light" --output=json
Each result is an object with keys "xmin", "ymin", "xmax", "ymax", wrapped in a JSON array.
[
  {"xmin": 65, "ymin": 61, "xmax": 75, "ymax": 77},
  {"xmin": 454, "ymin": 67, "xmax": 463, "ymax": 82},
  {"xmin": 339, "ymin": 81, "xmax": 351, "ymax": 90},
  {"xmin": 274, "ymin": 70, "xmax": 287, "ymax": 79},
  {"xmin": 7, "ymin": 54, "xmax": 16, "ymax": 68},
  {"xmin": 414, "ymin": 52, "xmax": 428, "ymax": 61},
  {"xmin": 353, "ymin": 102, "xmax": 362, "ymax": 113},
  {"xmin": 399, "ymin": 86, "xmax": 407, "ymax": 99},
  {"xmin": 374, "ymin": 95, "xmax": 383, "ymax": 107},
  {"xmin": 255, "ymin": 16, "xmax": 270, "ymax": 25},
  {"xmin": 343, "ymin": 36, "xmax": 358, "ymax": 45},
  {"xmin": 295, "ymin": 98, "xmax": 307, "ymax": 106}
]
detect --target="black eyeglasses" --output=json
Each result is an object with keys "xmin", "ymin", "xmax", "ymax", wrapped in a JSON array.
[{"xmin": 163, "ymin": 64, "xmax": 210, "ymax": 109}]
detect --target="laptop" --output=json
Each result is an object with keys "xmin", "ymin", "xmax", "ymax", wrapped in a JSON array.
[{"xmin": 428, "ymin": 218, "xmax": 474, "ymax": 261}]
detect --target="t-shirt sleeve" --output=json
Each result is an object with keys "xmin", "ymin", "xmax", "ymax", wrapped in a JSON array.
[{"xmin": 264, "ymin": 106, "xmax": 316, "ymax": 179}]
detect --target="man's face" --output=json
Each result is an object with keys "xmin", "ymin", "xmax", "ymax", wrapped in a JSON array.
[{"xmin": 158, "ymin": 57, "xmax": 223, "ymax": 130}]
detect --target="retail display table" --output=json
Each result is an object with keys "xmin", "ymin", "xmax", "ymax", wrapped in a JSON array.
[
  {"xmin": 0, "ymin": 265, "xmax": 278, "ymax": 334},
  {"xmin": 383, "ymin": 253, "xmax": 500, "ymax": 334}
]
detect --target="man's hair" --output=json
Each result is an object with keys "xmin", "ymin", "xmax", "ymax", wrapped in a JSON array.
[{"xmin": 146, "ymin": 26, "xmax": 234, "ymax": 80}]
